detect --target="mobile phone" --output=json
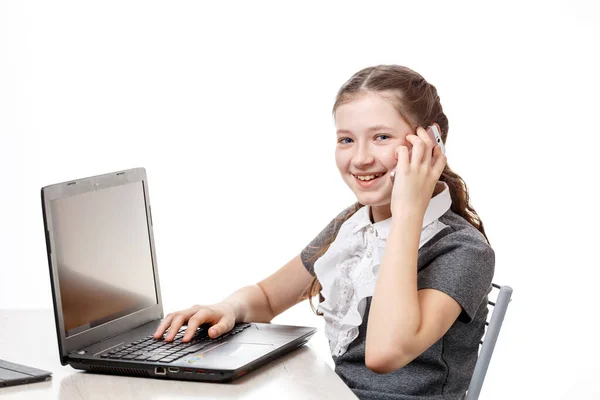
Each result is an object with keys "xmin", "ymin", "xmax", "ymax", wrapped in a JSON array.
[{"xmin": 427, "ymin": 124, "xmax": 446, "ymax": 155}]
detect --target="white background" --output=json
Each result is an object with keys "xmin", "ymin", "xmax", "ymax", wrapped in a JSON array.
[{"xmin": 1, "ymin": 1, "xmax": 599, "ymax": 399}]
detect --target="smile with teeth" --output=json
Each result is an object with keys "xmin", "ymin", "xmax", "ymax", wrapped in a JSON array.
[{"xmin": 354, "ymin": 173, "xmax": 384, "ymax": 181}]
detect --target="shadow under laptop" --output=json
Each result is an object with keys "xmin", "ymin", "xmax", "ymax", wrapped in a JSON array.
[{"xmin": 57, "ymin": 346, "xmax": 329, "ymax": 400}]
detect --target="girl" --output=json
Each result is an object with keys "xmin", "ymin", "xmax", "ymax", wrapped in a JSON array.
[{"xmin": 154, "ymin": 65, "xmax": 495, "ymax": 400}]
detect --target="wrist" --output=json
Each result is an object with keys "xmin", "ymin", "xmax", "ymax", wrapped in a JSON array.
[{"xmin": 391, "ymin": 209, "xmax": 425, "ymax": 226}]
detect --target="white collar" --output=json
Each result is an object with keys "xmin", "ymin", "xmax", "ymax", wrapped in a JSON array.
[{"xmin": 351, "ymin": 181, "xmax": 452, "ymax": 237}]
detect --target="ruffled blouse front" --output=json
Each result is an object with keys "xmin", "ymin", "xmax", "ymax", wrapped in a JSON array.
[{"xmin": 314, "ymin": 182, "xmax": 452, "ymax": 357}]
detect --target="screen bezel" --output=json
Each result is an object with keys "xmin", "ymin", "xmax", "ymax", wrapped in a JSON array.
[{"xmin": 41, "ymin": 167, "xmax": 163, "ymax": 364}]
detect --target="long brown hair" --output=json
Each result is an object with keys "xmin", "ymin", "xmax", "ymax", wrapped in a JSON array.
[{"xmin": 300, "ymin": 65, "xmax": 489, "ymax": 314}]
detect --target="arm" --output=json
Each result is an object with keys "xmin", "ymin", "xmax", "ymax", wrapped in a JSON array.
[
  {"xmin": 222, "ymin": 254, "xmax": 315, "ymax": 323},
  {"xmin": 155, "ymin": 254, "xmax": 315, "ymax": 341},
  {"xmin": 366, "ymin": 128, "xmax": 461, "ymax": 373},
  {"xmin": 366, "ymin": 215, "xmax": 461, "ymax": 373}
]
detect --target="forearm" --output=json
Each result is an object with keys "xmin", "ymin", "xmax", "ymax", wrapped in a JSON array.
[
  {"xmin": 367, "ymin": 213, "xmax": 423, "ymax": 357},
  {"xmin": 220, "ymin": 284, "xmax": 275, "ymax": 324}
]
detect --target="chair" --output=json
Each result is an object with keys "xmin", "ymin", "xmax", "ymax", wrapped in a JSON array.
[{"xmin": 465, "ymin": 283, "xmax": 513, "ymax": 400}]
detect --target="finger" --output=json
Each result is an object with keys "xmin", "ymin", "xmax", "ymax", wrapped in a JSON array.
[
  {"xmin": 154, "ymin": 314, "xmax": 175, "ymax": 339},
  {"xmin": 395, "ymin": 146, "xmax": 410, "ymax": 174},
  {"xmin": 431, "ymin": 142, "xmax": 442, "ymax": 159},
  {"xmin": 418, "ymin": 127, "xmax": 435, "ymax": 165},
  {"xmin": 432, "ymin": 146, "xmax": 447, "ymax": 176},
  {"xmin": 395, "ymin": 145, "xmax": 409, "ymax": 160},
  {"xmin": 183, "ymin": 308, "xmax": 219, "ymax": 342},
  {"xmin": 164, "ymin": 314, "xmax": 188, "ymax": 342},
  {"xmin": 405, "ymin": 134, "xmax": 425, "ymax": 166},
  {"xmin": 209, "ymin": 317, "xmax": 234, "ymax": 339},
  {"xmin": 429, "ymin": 141, "xmax": 443, "ymax": 166}
]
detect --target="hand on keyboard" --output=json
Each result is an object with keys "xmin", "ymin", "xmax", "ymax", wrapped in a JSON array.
[
  {"xmin": 101, "ymin": 322, "xmax": 250, "ymax": 363},
  {"xmin": 153, "ymin": 302, "xmax": 238, "ymax": 343}
]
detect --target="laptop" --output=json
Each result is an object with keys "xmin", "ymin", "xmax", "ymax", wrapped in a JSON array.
[
  {"xmin": 0, "ymin": 360, "xmax": 51, "ymax": 387},
  {"xmin": 41, "ymin": 167, "xmax": 316, "ymax": 382}
]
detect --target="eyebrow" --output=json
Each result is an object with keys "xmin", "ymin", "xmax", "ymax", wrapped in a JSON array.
[{"xmin": 336, "ymin": 125, "xmax": 393, "ymax": 135}]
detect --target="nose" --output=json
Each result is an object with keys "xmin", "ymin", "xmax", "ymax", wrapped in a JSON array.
[{"xmin": 352, "ymin": 145, "xmax": 375, "ymax": 168}]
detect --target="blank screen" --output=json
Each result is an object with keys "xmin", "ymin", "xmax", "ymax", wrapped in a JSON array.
[{"xmin": 50, "ymin": 181, "xmax": 158, "ymax": 337}]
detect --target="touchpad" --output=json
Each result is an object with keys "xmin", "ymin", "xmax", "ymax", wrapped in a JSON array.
[{"xmin": 202, "ymin": 342, "xmax": 274, "ymax": 358}]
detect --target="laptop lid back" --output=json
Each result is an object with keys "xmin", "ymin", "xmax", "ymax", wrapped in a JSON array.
[{"xmin": 41, "ymin": 168, "xmax": 163, "ymax": 364}]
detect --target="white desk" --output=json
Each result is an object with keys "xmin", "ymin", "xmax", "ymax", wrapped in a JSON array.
[{"xmin": 0, "ymin": 310, "xmax": 358, "ymax": 399}]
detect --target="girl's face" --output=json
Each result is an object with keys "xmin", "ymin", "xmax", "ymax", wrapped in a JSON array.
[{"xmin": 334, "ymin": 91, "xmax": 413, "ymax": 209}]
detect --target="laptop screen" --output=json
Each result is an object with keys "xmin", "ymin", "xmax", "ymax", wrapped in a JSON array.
[{"xmin": 49, "ymin": 181, "xmax": 158, "ymax": 337}]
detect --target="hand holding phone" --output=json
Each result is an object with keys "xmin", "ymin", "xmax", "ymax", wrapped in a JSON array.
[{"xmin": 390, "ymin": 124, "xmax": 445, "ymax": 182}]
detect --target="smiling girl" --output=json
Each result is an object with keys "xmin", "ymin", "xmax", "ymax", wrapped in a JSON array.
[{"xmin": 155, "ymin": 65, "xmax": 494, "ymax": 400}]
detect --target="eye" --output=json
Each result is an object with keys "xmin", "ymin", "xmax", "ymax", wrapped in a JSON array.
[
  {"xmin": 338, "ymin": 137, "xmax": 353, "ymax": 144},
  {"xmin": 375, "ymin": 134, "xmax": 391, "ymax": 141}
]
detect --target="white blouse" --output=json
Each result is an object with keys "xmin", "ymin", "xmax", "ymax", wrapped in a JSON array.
[{"xmin": 314, "ymin": 182, "xmax": 453, "ymax": 357}]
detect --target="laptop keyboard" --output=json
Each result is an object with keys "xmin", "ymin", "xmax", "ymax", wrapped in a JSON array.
[{"xmin": 100, "ymin": 323, "xmax": 251, "ymax": 363}]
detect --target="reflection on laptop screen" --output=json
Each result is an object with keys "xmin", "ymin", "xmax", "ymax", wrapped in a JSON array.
[{"xmin": 49, "ymin": 181, "xmax": 157, "ymax": 337}]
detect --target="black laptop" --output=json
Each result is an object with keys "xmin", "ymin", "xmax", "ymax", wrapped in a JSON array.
[{"xmin": 41, "ymin": 167, "xmax": 316, "ymax": 382}]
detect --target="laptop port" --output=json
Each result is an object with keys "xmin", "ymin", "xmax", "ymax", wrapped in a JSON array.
[
  {"xmin": 183, "ymin": 368, "xmax": 193, "ymax": 373},
  {"xmin": 155, "ymin": 367, "xmax": 166, "ymax": 375},
  {"xmin": 168, "ymin": 367, "xmax": 179, "ymax": 373}
]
